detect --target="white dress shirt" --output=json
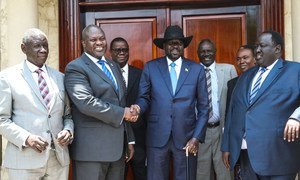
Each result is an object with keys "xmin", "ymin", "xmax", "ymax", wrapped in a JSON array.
[
  {"xmin": 201, "ymin": 62, "xmax": 220, "ymax": 123},
  {"xmin": 121, "ymin": 63, "xmax": 129, "ymax": 88}
]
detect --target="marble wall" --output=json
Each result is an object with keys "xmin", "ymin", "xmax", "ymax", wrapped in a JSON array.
[
  {"xmin": 38, "ymin": 0, "xmax": 59, "ymax": 69},
  {"xmin": 0, "ymin": 0, "xmax": 58, "ymax": 71}
]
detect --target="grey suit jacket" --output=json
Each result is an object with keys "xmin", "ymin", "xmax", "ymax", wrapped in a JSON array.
[
  {"xmin": 215, "ymin": 63, "xmax": 237, "ymax": 128},
  {"xmin": 0, "ymin": 61, "xmax": 74, "ymax": 169},
  {"xmin": 65, "ymin": 53, "xmax": 134, "ymax": 162}
]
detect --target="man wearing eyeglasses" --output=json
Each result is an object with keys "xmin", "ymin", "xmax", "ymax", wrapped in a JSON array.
[{"xmin": 110, "ymin": 37, "xmax": 147, "ymax": 180}]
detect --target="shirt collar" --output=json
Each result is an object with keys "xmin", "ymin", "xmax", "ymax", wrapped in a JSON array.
[
  {"xmin": 166, "ymin": 56, "xmax": 182, "ymax": 66},
  {"xmin": 262, "ymin": 59, "xmax": 278, "ymax": 71},
  {"xmin": 85, "ymin": 52, "xmax": 105, "ymax": 63},
  {"xmin": 122, "ymin": 63, "xmax": 129, "ymax": 74},
  {"xmin": 25, "ymin": 60, "xmax": 47, "ymax": 73},
  {"xmin": 201, "ymin": 61, "xmax": 216, "ymax": 71}
]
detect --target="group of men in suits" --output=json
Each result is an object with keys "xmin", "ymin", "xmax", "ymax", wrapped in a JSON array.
[{"xmin": 1, "ymin": 24, "xmax": 300, "ymax": 180}]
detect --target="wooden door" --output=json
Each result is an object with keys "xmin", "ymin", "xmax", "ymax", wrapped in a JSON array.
[
  {"xmin": 83, "ymin": 8, "xmax": 168, "ymax": 68},
  {"xmin": 97, "ymin": 18, "xmax": 157, "ymax": 69},
  {"xmin": 86, "ymin": 10, "xmax": 246, "ymax": 68}
]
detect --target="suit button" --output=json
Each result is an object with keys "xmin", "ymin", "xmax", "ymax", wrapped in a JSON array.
[
  {"xmin": 170, "ymin": 115, "xmax": 173, "ymax": 118},
  {"xmin": 46, "ymin": 130, "xmax": 51, "ymax": 133},
  {"xmin": 48, "ymin": 115, "xmax": 51, "ymax": 118}
]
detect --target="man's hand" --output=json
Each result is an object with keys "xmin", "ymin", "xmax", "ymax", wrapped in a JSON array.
[
  {"xmin": 25, "ymin": 135, "xmax": 49, "ymax": 153},
  {"xmin": 284, "ymin": 118, "xmax": 300, "ymax": 142},
  {"xmin": 222, "ymin": 152, "xmax": 231, "ymax": 170},
  {"xmin": 183, "ymin": 138, "xmax": 199, "ymax": 156},
  {"xmin": 126, "ymin": 144, "xmax": 134, "ymax": 162},
  {"xmin": 57, "ymin": 129, "xmax": 73, "ymax": 146},
  {"xmin": 124, "ymin": 105, "xmax": 140, "ymax": 122}
]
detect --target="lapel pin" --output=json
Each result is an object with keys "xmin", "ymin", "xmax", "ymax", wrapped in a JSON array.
[{"xmin": 185, "ymin": 68, "xmax": 189, "ymax": 72}]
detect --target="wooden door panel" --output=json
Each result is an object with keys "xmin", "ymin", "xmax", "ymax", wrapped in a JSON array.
[
  {"xmin": 183, "ymin": 14, "xmax": 246, "ymax": 68},
  {"xmin": 96, "ymin": 18, "xmax": 157, "ymax": 69}
]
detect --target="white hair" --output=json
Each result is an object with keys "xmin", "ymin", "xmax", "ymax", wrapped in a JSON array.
[{"xmin": 22, "ymin": 28, "xmax": 47, "ymax": 44}]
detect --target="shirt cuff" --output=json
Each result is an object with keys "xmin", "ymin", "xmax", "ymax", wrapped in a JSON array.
[{"xmin": 128, "ymin": 141, "xmax": 135, "ymax": 145}]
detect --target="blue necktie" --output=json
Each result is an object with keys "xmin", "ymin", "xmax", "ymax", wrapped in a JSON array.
[
  {"xmin": 98, "ymin": 60, "xmax": 118, "ymax": 90},
  {"xmin": 249, "ymin": 67, "xmax": 267, "ymax": 103},
  {"xmin": 170, "ymin": 62, "xmax": 177, "ymax": 95}
]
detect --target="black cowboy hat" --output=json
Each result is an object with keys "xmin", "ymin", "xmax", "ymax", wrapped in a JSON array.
[{"xmin": 153, "ymin": 25, "xmax": 193, "ymax": 49}]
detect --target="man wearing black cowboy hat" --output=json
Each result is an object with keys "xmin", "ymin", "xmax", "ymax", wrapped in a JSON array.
[{"xmin": 133, "ymin": 25, "xmax": 209, "ymax": 180}]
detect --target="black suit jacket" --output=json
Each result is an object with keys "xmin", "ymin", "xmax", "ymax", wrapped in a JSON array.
[
  {"xmin": 226, "ymin": 76, "xmax": 239, "ymax": 115},
  {"xmin": 126, "ymin": 65, "xmax": 146, "ymax": 146}
]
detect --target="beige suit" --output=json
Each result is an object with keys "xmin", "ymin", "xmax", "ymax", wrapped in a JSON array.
[
  {"xmin": 197, "ymin": 63, "xmax": 237, "ymax": 180},
  {"xmin": 0, "ymin": 61, "xmax": 73, "ymax": 171}
]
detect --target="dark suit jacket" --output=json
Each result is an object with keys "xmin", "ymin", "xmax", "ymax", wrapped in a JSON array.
[
  {"xmin": 222, "ymin": 59, "xmax": 300, "ymax": 175},
  {"xmin": 126, "ymin": 65, "xmax": 146, "ymax": 146},
  {"xmin": 136, "ymin": 57, "xmax": 209, "ymax": 149},
  {"xmin": 225, "ymin": 76, "xmax": 239, "ymax": 116},
  {"xmin": 65, "ymin": 53, "xmax": 134, "ymax": 162}
]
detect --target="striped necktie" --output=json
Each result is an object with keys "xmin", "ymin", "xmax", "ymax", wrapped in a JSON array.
[
  {"xmin": 170, "ymin": 62, "xmax": 177, "ymax": 95},
  {"xmin": 249, "ymin": 67, "xmax": 267, "ymax": 103},
  {"xmin": 205, "ymin": 67, "xmax": 213, "ymax": 119},
  {"xmin": 98, "ymin": 60, "xmax": 118, "ymax": 90},
  {"xmin": 35, "ymin": 68, "xmax": 52, "ymax": 109}
]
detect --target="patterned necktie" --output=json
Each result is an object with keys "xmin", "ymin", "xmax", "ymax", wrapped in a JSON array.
[
  {"xmin": 35, "ymin": 69, "xmax": 52, "ymax": 109},
  {"xmin": 121, "ymin": 69, "xmax": 127, "ymax": 88},
  {"xmin": 98, "ymin": 60, "xmax": 118, "ymax": 90},
  {"xmin": 170, "ymin": 62, "xmax": 177, "ymax": 95},
  {"xmin": 249, "ymin": 67, "xmax": 267, "ymax": 103},
  {"xmin": 205, "ymin": 67, "xmax": 213, "ymax": 119}
]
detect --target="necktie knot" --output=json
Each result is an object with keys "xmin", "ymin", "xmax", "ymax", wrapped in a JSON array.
[
  {"xmin": 35, "ymin": 68, "xmax": 43, "ymax": 74},
  {"xmin": 205, "ymin": 67, "xmax": 211, "ymax": 73},
  {"xmin": 170, "ymin": 62, "xmax": 176, "ymax": 68},
  {"xmin": 98, "ymin": 59, "xmax": 105, "ymax": 65},
  {"xmin": 260, "ymin": 67, "xmax": 267, "ymax": 73}
]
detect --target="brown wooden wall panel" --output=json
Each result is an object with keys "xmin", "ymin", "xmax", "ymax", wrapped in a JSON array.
[
  {"xmin": 96, "ymin": 18, "xmax": 157, "ymax": 69},
  {"xmin": 183, "ymin": 14, "xmax": 246, "ymax": 68}
]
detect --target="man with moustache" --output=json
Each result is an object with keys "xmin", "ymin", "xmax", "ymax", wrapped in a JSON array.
[
  {"xmin": 64, "ymin": 25, "xmax": 137, "ymax": 180},
  {"xmin": 221, "ymin": 31, "xmax": 300, "ymax": 179},
  {"xmin": 110, "ymin": 37, "xmax": 147, "ymax": 180},
  {"xmin": 133, "ymin": 25, "xmax": 209, "ymax": 180},
  {"xmin": 196, "ymin": 39, "xmax": 237, "ymax": 180}
]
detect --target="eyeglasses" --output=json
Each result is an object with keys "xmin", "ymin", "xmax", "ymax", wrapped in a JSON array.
[{"xmin": 111, "ymin": 48, "xmax": 129, "ymax": 53}]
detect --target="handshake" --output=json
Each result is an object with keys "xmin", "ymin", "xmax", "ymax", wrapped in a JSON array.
[{"xmin": 124, "ymin": 104, "xmax": 140, "ymax": 122}]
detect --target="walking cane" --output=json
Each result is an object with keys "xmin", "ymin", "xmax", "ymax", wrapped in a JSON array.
[{"xmin": 186, "ymin": 146, "xmax": 190, "ymax": 180}]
